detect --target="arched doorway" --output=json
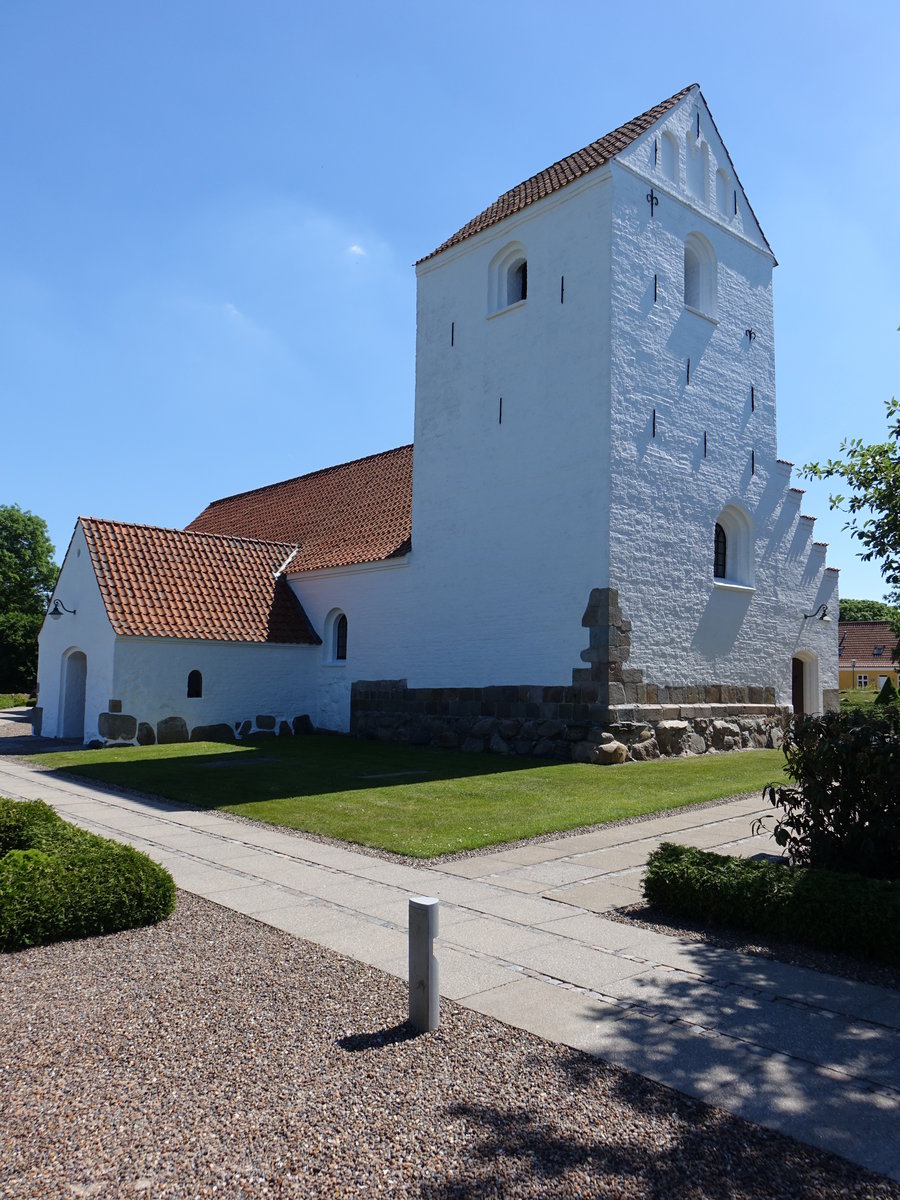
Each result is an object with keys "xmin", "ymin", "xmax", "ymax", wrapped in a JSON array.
[
  {"xmin": 791, "ymin": 653, "xmax": 819, "ymax": 716},
  {"xmin": 61, "ymin": 650, "xmax": 87, "ymax": 739}
]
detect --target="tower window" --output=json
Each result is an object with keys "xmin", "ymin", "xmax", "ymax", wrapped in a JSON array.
[
  {"xmin": 683, "ymin": 232, "xmax": 717, "ymax": 318},
  {"xmin": 488, "ymin": 242, "xmax": 528, "ymax": 314},
  {"xmin": 507, "ymin": 259, "xmax": 527, "ymax": 305},
  {"xmin": 713, "ymin": 504, "xmax": 754, "ymax": 588},
  {"xmin": 187, "ymin": 670, "xmax": 202, "ymax": 698}
]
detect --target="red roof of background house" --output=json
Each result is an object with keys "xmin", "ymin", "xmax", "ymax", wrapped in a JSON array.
[
  {"xmin": 186, "ymin": 444, "xmax": 413, "ymax": 573},
  {"xmin": 418, "ymin": 85, "xmax": 696, "ymax": 264},
  {"xmin": 80, "ymin": 518, "xmax": 320, "ymax": 644},
  {"xmin": 838, "ymin": 621, "xmax": 899, "ymax": 669}
]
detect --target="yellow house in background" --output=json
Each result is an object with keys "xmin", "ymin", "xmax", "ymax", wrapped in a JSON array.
[{"xmin": 838, "ymin": 622, "xmax": 900, "ymax": 692}]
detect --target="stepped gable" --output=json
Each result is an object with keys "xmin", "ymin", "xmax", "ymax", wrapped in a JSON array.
[
  {"xmin": 419, "ymin": 84, "xmax": 696, "ymax": 263},
  {"xmin": 80, "ymin": 518, "xmax": 319, "ymax": 644},
  {"xmin": 187, "ymin": 445, "xmax": 413, "ymax": 573}
]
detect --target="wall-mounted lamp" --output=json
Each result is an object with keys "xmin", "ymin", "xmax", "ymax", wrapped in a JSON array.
[
  {"xmin": 803, "ymin": 603, "xmax": 830, "ymax": 622},
  {"xmin": 48, "ymin": 600, "xmax": 76, "ymax": 620}
]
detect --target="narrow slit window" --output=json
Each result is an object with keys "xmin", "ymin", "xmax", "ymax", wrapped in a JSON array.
[
  {"xmin": 335, "ymin": 614, "xmax": 348, "ymax": 661},
  {"xmin": 187, "ymin": 670, "xmax": 203, "ymax": 698},
  {"xmin": 714, "ymin": 523, "xmax": 727, "ymax": 579}
]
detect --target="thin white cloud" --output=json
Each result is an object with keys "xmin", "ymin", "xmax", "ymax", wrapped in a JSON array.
[{"xmin": 347, "ymin": 244, "xmax": 367, "ymax": 256}]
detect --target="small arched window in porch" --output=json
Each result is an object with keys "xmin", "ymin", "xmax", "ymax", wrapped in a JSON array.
[
  {"xmin": 187, "ymin": 670, "xmax": 203, "ymax": 698},
  {"xmin": 335, "ymin": 614, "xmax": 348, "ymax": 661},
  {"xmin": 714, "ymin": 523, "xmax": 727, "ymax": 579}
]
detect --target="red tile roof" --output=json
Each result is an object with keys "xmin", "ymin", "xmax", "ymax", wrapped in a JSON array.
[
  {"xmin": 838, "ymin": 621, "xmax": 899, "ymax": 669},
  {"xmin": 186, "ymin": 445, "xmax": 413, "ymax": 573},
  {"xmin": 419, "ymin": 85, "xmax": 696, "ymax": 263},
  {"xmin": 81, "ymin": 518, "xmax": 320, "ymax": 644}
]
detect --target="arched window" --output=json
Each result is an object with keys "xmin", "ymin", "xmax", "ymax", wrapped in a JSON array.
[
  {"xmin": 714, "ymin": 523, "xmax": 727, "ymax": 579},
  {"xmin": 187, "ymin": 670, "xmax": 202, "ymax": 698},
  {"xmin": 488, "ymin": 242, "xmax": 528, "ymax": 313},
  {"xmin": 683, "ymin": 232, "xmax": 717, "ymax": 318},
  {"xmin": 507, "ymin": 259, "xmax": 527, "ymax": 304},
  {"xmin": 713, "ymin": 504, "xmax": 754, "ymax": 588},
  {"xmin": 660, "ymin": 131, "xmax": 678, "ymax": 183},
  {"xmin": 335, "ymin": 614, "xmax": 348, "ymax": 661}
]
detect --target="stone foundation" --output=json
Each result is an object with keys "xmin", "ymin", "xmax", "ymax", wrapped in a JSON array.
[{"xmin": 350, "ymin": 679, "xmax": 789, "ymax": 762}]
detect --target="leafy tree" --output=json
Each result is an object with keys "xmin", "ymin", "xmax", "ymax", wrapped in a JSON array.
[
  {"xmin": 803, "ymin": 393, "xmax": 900, "ymax": 652},
  {"xmin": 0, "ymin": 505, "xmax": 58, "ymax": 692},
  {"xmin": 838, "ymin": 598, "xmax": 900, "ymax": 623}
]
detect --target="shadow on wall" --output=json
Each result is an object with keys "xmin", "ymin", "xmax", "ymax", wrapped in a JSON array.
[{"xmin": 691, "ymin": 588, "xmax": 752, "ymax": 658}]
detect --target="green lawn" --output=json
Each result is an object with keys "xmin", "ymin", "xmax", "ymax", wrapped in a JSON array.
[
  {"xmin": 33, "ymin": 736, "xmax": 787, "ymax": 857},
  {"xmin": 0, "ymin": 694, "xmax": 31, "ymax": 710},
  {"xmin": 840, "ymin": 688, "xmax": 878, "ymax": 712}
]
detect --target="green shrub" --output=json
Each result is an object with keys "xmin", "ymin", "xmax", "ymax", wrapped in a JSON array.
[
  {"xmin": 0, "ymin": 797, "xmax": 175, "ymax": 952},
  {"xmin": 875, "ymin": 675, "xmax": 899, "ymax": 706},
  {"xmin": 643, "ymin": 842, "xmax": 900, "ymax": 966},
  {"xmin": 764, "ymin": 708, "xmax": 900, "ymax": 880}
]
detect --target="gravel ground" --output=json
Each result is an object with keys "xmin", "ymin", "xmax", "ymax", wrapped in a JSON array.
[{"xmin": 2, "ymin": 891, "xmax": 898, "ymax": 1200}]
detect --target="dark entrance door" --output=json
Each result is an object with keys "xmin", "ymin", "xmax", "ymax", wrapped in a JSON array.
[{"xmin": 791, "ymin": 657, "xmax": 805, "ymax": 714}]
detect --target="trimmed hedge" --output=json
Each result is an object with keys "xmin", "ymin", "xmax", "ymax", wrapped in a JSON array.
[
  {"xmin": 0, "ymin": 797, "xmax": 176, "ymax": 952},
  {"xmin": 643, "ymin": 842, "xmax": 900, "ymax": 966}
]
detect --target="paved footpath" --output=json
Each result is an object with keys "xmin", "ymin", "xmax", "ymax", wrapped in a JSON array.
[{"xmin": 1, "ymin": 738, "xmax": 898, "ymax": 1181}]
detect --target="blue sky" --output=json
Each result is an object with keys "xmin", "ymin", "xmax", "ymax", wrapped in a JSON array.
[{"xmin": 3, "ymin": 1, "xmax": 898, "ymax": 602}]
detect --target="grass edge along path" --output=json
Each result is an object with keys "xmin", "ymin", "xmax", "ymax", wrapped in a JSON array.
[{"xmin": 30, "ymin": 736, "xmax": 786, "ymax": 858}]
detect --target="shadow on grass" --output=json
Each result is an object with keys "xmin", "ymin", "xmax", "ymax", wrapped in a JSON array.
[{"xmin": 28, "ymin": 733, "xmax": 537, "ymax": 806}]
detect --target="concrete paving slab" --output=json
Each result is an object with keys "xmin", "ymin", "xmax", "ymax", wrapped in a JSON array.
[
  {"xmin": 162, "ymin": 863, "xmax": 250, "ymax": 896},
  {"xmin": 569, "ymin": 844, "xmax": 660, "ymax": 871},
  {"xmin": 220, "ymin": 853, "xmax": 341, "ymax": 891},
  {"xmin": 195, "ymin": 881, "xmax": 302, "ymax": 917},
  {"xmin": 544, "ymin": 878, "xmax": 642, "ymax": 913},
  {"xmin": 311, "ymin": 920, "xmax": 408, "ymax": 969},
  {"xmin": 383, "ymin": 944, "xmax": 523, "ymax": 1000},
  {"xmin": 349, "ymin": 857, "xmax": 450, "ymax": 891},
  {"xmin": 463, "ymin": 974, "xmax": 626, "ymax": 1047},
  {"xmin": 461, "ymin": 890, "xmax": 579, "ymax": 924},
  {"xmin": 352, "ymin": 884, "xmax": 419, "ymax": 916},
  {"xmin": 861, "ymin": 994, "xmax": 900, "ymax": 1031},
  {"xmin": 532, "ymin": 912, "xmax": 653, "ymax": 951},
  {"xmin": 506, "ymin": 859, "xmax": 607, "ymax": 887},
  {"xmin": 442, "ymin": 917, "xmax": 557, "ymax": 959},
  {"xmin": 433, "ymin": 857, "xmax": 524, "ymax": 879},
  {"xmin": 676, "ymin": 823, "xmax": 762, "ymax": 850},
  {"xmin": 518, "ymin": 942, "xmax": 655, "ymax": 992},
  {"xmin": 260, "ymin": 900, "xmax": 370, "ymax": 941},
  {"xmin": 473, "ymin": 873, "xmax": 555, "ymax": 895},
  {"xmin": 480, "ymin": 840, "xmax": 593, "ymax": 866}
]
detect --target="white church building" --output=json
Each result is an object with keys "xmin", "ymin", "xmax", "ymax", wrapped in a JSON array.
[{"xmin": 37, "ymin": 84, "xmax": 838, "ymax": 759}]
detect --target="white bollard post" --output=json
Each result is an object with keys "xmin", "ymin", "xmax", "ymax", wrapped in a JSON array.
[{"xmin": 408, "ymin": 896, "xmax": 440, "ymax": 1032}]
